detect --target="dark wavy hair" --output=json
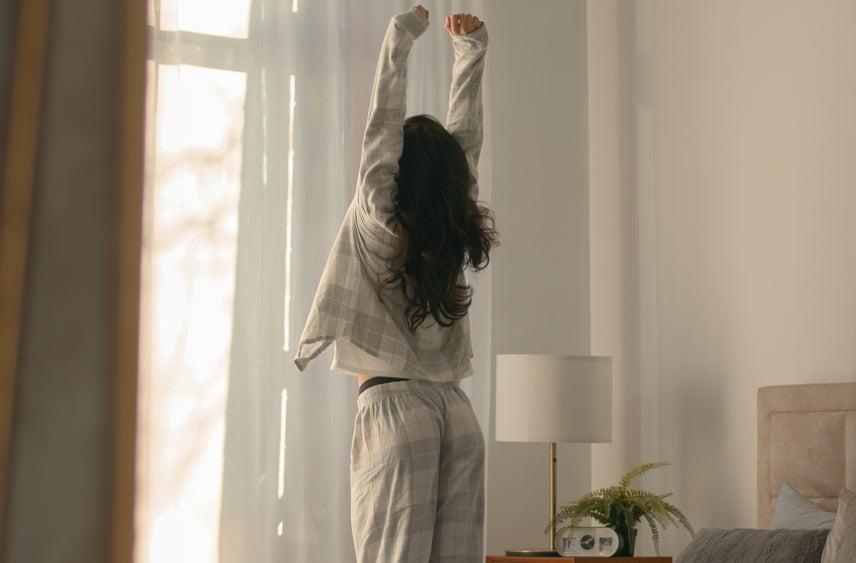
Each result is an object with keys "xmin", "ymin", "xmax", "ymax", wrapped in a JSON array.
[{"xmin": 380, "ymin": 113, "xmax": 499, "ymax": 333}]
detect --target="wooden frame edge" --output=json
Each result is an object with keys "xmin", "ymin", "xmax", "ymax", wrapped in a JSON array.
[
  {"xmin": 112, "ymin": 0, "xmax": 146, "ymax": 560},
  {"xmin": 0, "ymin": 0, "xmax": 52, "ymax": 548}
]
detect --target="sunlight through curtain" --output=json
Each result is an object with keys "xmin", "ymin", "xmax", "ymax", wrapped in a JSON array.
[{"xmin": 137, "ymin": 1, "xmax": 491, "ymax": 561}]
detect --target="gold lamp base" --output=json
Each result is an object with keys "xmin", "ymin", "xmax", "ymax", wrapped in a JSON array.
[{"xmin": 504, "ymin": 443, "xmax": 562, "ymax": 558}]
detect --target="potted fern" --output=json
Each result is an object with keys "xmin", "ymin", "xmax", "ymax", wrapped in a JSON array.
[{"xmin": 543, "ymin": 462, "xmax": 694, "ymax": 556}]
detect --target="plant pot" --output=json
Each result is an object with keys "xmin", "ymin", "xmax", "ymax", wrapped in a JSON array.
[{"xmin": 611, "ymin": 524, "xmax": 637, "ymax": 556}]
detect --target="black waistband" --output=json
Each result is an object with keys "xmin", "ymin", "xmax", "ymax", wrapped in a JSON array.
[{"xmin": 358, "ymin": 376, "xmax": 410, "ymax": 395}]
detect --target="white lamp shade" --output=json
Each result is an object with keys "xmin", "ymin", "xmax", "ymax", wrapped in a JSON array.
[{"xmin": 495, "ymin": 354, "xmax": 612, "ymax": 443}]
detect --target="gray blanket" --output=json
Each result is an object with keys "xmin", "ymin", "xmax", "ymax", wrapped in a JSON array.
[{"xmin": 676, "ymin": 528, "xmax": 829, "ymax": 563}]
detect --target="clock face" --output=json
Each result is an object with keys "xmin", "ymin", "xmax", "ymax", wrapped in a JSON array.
[{"xmin": 580, "ymin": 535, "xmax": 595, "ymax": 550}]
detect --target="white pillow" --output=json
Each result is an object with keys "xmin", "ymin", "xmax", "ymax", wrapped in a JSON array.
[
  {"xmin": 770, "ymin": 482, "xmax": 835, "ymax": 529},
  {"xmin": 821, "ymin": 487, "xmax": 856, "ymax": 563}
]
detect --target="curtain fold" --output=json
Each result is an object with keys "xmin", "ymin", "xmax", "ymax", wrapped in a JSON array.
[{"xmin": 138, "ymin": 1, "xmax": 491, "ymax": 561}]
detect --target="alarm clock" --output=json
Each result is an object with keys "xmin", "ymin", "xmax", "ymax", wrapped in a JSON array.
[{"xmin": 553, "ymin": 525, "xmax": 621, "ymax": 557}]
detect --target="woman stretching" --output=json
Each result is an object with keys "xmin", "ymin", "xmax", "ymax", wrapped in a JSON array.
[{"xmin": 293, "ymin": 5, "xmax": 495, "ymax": 561}]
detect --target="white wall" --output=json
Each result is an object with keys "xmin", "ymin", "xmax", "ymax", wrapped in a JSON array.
[
  {"xmin": 589, "ymin": 0, "xmax": 856, "ymax": 555},
  {"xmin": 484, "ymin": 0, "xmax": 592, "ymax": 555}
]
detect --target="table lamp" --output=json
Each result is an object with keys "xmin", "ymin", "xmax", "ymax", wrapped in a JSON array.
[{"xmin": 495, "ymin": 354, "xmax": 612, "ymax": 557}]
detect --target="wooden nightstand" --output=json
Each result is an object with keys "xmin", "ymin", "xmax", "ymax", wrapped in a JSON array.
[{"xmin": 486, "ymin": 557, "xmax": 672, "ymax": 562}]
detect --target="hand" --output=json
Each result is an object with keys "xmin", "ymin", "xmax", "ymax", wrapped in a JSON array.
[
  {"xmin": 412, "ymin": 4, "xmax": 429, "ymax": 22},
  {"xmin": 444, "ymin": 12, "xmax": 482, "ymax": 36}
]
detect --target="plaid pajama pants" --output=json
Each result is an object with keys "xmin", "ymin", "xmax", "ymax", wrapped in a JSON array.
[{"xmin": 349, "ymin": 378, "xmax": 486, "ymax": 563}]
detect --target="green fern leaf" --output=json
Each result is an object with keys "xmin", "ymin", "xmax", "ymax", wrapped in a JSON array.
[
  {"xmin": 641, "ymin": 511, "xmax": 661, "ymax": 555},
  {"xmin": 618, "ymin": 462, "xmax": 670, "ymax": 489}
]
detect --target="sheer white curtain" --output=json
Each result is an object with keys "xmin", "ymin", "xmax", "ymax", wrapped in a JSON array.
[{"xmin": 137, "ymin": 0, "xmax": 492, "ymax": 562}]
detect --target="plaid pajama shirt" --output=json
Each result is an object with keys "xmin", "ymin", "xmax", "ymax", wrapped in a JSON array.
[{"xmin": 292, "ymin": 8, "xmax": 488, "ymax": 384}]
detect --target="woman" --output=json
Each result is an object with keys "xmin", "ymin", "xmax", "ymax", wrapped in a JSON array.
[{"xmin": 293, "ymin": 5, "xmax": 495, "ymax": 562}]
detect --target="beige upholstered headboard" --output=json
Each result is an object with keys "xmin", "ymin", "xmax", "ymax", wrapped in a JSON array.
[{"xmin": 758, "ymin": 383, "xmax": 856, "ymax": 528}]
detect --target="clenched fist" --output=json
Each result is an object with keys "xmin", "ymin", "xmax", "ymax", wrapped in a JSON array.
[
  {"xmin": 444, "ymin": 12, "xmax": 482, "ymax": 36},
  {"xmin": 411, "ymin": 4, "xmax": 429, "ymax": 21}
]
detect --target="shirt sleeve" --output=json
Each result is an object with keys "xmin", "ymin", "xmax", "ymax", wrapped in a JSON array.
[
  {"xmin": 444, "ymin": 22, "xmax": 489, "ymax": 201},
  {"xmin": 354, "ymin": 9, "xmax": 429, "ymax": 243}
]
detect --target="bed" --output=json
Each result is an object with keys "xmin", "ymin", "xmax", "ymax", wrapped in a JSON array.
[{"xmin": 677, "ymin": 382, "xmax": 856, "ymax": 562}]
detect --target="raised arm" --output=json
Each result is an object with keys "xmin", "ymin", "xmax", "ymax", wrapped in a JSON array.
[
  {"xmin": 354, "ymin": 8, "xmax": 429, "ymax": 239},
  {"xmin": 444, "ymin": 18, "xmax": 488, "ymax": 201}
]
